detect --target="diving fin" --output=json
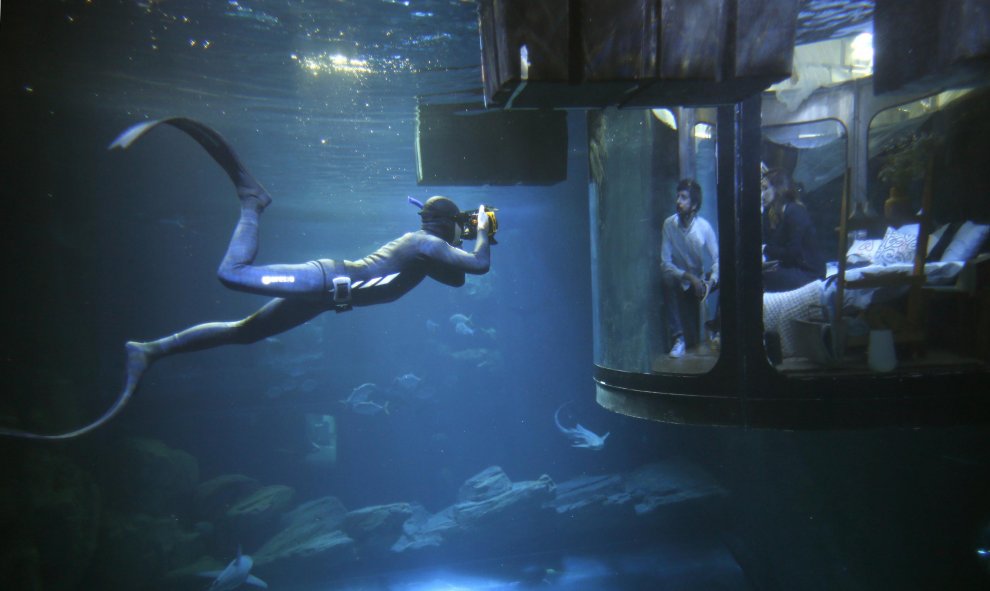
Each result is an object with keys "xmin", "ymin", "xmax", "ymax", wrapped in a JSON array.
[
  {"xmin": 0, "ymin": 379, "xmax": 137, "ymax": 441},
  {"xmin": 109, "ymin": 117, "xmax": 269, "ymax": 207}
]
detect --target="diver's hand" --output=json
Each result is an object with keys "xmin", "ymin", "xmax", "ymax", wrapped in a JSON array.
[{"xmin": 476, "ymin": 205, "xmax": 490, "ymax": 234}]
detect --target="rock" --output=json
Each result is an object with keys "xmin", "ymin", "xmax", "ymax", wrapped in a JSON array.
[
  {"xmin": 193, "ymin": 474, "xmax": 260, "ymax": 521},
  {"xmin": 453, "ymin": 474, "xmax": 555, "ymax": 530},
  {"xmin": 457, "ymin": 465, "xmax": 511, "ymax": 502},
  {"xmin": 624, "ymin": 460, "xmax": 725, "ymax": 515},
  {"xmin": 87, "ymin": 512, "xmax": 207, "ymax": 590},
  {"xmin": 0, "ymin": 449, "xmax": 100, "ymax": 591},
  {"xmin": 343, "ymin": 503, "xmax": 414, "ymax": 551},
  {"xmin": 391, "ymin": 504, "xmax": 458, "ymax": 552},
  {"xmin": 544, "ymin": 459, "xmax": 727, "ymax": 538},
  {"xmin": 113, "ymin": 438, "xmax": 199, "ymax": 516},
  {"xmin": 279, "ymin": 495, "xmax": 347, "ymax": 531},
  {"xmin": 226, "ymin": 484, "xmax": 296, "ymax": 554},
  {"xmin": 226, "ymin": 484, "xmax": 296, "ymax": 531},
  {"xmin": 395, "ymin": 473, "xmax": 556, "ymax": 554},
  {"xmin": 254, "ymin": 501, "xmax": 356, "ymax": 580},
  {"xmin": 550, "ymin": 474, "xmax": 623, "ymax": 514}
]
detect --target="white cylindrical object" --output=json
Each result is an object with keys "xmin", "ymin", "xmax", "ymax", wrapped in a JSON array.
[{"xmin": 868, "ymin": 329, "xmax": 897, "ymax": 372}]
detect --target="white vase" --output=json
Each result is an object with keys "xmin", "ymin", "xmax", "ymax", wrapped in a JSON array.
[{"xmin": 868, "ymin": 329, "xmax": 897, "ymax": 372}]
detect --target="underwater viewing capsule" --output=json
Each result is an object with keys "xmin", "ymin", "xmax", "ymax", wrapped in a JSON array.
[{"xmin": 477, "ymin": 0, "xmax": 990, "ymax": 429}]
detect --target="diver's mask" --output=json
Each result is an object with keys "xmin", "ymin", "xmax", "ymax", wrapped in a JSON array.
[{"xmin": 409, "ymin": 197, "xmax": 498, "ymax": 244}]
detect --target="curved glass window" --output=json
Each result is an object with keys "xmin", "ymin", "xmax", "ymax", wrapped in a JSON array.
[
  {"xmin": 759, "ymin": 119, "xmax": 848, "ymax": 372},
  {"xmin": 590, "ymin": 107, "xmax": 720, "ymax": 375},
  {"xmin": 851, "ymin": 85, "xmax": 990, "ymax": 370}
]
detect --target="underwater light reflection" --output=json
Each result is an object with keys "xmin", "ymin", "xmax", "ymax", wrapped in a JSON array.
[{"xmin": 291, "ymin": 52, "xmax": 416, "ymax": 77}]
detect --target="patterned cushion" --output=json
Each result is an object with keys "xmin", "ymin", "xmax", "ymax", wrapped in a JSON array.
[
  {"xmin": 846, "ymin": 239, "xmax": 882, "ymax": 265},
  {"xmin": 874, "ymin": 225, "xmax": 917, "ymax": 266}
]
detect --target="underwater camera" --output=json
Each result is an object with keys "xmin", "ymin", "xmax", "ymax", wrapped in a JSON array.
[{"xmin": 457, "ymin": 205, "xmax": 499, "ymax": 243}]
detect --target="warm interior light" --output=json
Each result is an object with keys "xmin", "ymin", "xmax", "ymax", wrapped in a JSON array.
[{"xmin": 849, "ymin": 32, "xmax": 873, "ymax": 75}]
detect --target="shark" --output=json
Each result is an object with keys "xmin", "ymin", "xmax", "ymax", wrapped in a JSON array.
[
  {"xmin": 197, "ymin": 546, "xmax": 267, "ymax": 591},
  {"xmin": 554, "ymin": 402, "xmax": 609, "ymax": 451}
]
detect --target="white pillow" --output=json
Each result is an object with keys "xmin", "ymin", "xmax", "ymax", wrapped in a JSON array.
[
  {"xmin": 941, "ymin": 221, "xmax": 990, "ymax": 262},
  {"xmin": 927, "ymin": 223, "xmax": 950, "ymax": 257},
  {"xmin": 874, "ymin": 226, "xmax": 917, "ymax": 266},
  {"xmin": 846, "ymin": 239, "xmax": 882, "ymax": 265}
]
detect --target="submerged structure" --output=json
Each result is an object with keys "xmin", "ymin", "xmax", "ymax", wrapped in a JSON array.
[{"xmin": 472, "ymin": 0, "xmax": 990, "ymax": 428}]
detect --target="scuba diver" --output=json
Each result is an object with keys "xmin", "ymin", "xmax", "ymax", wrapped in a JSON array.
[{"xmin": 0, "ymin": 118, "xmax": 494, "ymax": 440}]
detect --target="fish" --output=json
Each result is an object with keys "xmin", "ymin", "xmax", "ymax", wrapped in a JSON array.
[
  {"xmin": 345, "ymin": 399, "xmax": 390, "ymax": 415},
  {"xmin": 197, "ymin": 546, "xmax": 267, "ymax": 591},
  {"xmin": 448, "ymin": 313, "xmax": 472, "ymax": 325},
  {"xmin": 554, "ymin": 402, "xmax": 609, "ymax": 451},
  {"xmin": 341, "ymin": 382, "xmax": 378, "ymax": 403},
  {"xmin": 339, "ymin": 383, "xmax": 389, "ymax": 415},
  {"xmin": 393, "ymin": 373, "xmax": 423, "ymax": 390}
]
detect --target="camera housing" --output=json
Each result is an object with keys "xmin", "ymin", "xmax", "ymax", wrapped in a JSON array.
[{"xmin": 457, "ymin": 206, "xmax": 499, "ymax": 243}]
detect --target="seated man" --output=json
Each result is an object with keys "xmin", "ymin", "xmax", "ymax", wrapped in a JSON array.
[{"xmin": 660, "ymin": 179, "xmax": 719, "ymax": 357}]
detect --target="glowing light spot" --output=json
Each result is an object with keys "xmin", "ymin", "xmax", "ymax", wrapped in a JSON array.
[
  {"xmin": 293, "ymin": 51, "xmax": 414, "ymax": 77},
  {"xmin": 850, "ymin": 32, "xmax": 874, "ymax": 75}
]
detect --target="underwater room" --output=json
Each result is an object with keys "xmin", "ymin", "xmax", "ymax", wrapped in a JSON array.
[{"xmin": 2, "ymin": 1, "xmax": 990, "ymax": 590}]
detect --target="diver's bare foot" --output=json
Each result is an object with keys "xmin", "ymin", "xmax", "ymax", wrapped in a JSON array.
[{"xmin": 123, "ymin": 341, "xmax": 154, "ymax": 397}]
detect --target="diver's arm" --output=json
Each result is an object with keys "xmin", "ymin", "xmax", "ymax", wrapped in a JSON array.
[
  {"xmin": 421, "ymin": 236, "xmax": 490, "ymax": 274},
  {"xmin": 420, "ymin": 206, "xmax": 491, "ymax": 274},
  {"xmin": 427, "ymin": 266, "xmax": 466, "ymax": 287}
]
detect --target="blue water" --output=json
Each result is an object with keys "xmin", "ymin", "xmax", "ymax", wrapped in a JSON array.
[{"xmin": 2, "ymin": 2, "xmax": 990, "ymax": 590}]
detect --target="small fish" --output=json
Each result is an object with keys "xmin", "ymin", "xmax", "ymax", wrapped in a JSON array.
[
  {"xmin": 449, "ymin": 313, "xmax": 472, "ymax": 326},
  {"xmin": 455, "ymin": 322, "xmax": 475, "ymax": 336},
  {"xmin": 393, "ymin": 373, "xmax": 422, "ymax": 390},
  {"xmin": 554, "ymin": 402, "xmax": 609, "ymax": 451},
  {"xmin": 342, "ymin": 382, "xmax": 378, "ymax": 403},
  {"xmin": 197, "ymin": 546, "xmax": 267, "ymax": 591},
  {"xmin": 347, "ymin": 399, "xmax": 390, "ymax": 416},
  {"xmin": 340, "ymin": 383, "xmax": 389, "ymax": 415}
]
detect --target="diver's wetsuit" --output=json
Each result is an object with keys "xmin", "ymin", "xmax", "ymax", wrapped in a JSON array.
[
  {"xmin": 130, "ymin": 117, "xmax": 491, "ymax": 357},
  {"xmin": 0, "ymin": 117, "xmax": 490, "ymax": 440},
  {"xmin": 200, "ymin": 209, "xmax": 490, "ymax": 353}
]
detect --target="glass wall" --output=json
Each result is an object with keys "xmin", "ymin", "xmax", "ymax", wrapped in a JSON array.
[
  {"xmin": 590, "ymin": 107, "xmax": 720, "ymax": 375},
  {"xmin": 854, "ymin": 85, "xmax": 990, "ymax": 366},
  {"xmin": 758, "ymin": 82, "xmax": 990, "ymax": 375},
  {"xmin": 759, "ymin": 118, "xmax": 848, "ymax": 370}
]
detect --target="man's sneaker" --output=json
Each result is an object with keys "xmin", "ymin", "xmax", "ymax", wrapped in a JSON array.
[{"xmin": 669, "ymin": 336, "xmax": 686, "ymax": 358}]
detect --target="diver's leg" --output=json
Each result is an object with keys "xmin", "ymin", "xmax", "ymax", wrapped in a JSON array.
[
  {"xmin": 124, "ymin": 297, "xmax": 328, "ymax": 395},
  {"xmin": 216, "ymin": 210, "xmax": 331, "ymax": 297}
]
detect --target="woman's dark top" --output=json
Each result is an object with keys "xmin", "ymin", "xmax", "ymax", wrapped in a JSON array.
[{"xmin": 763, "ymin": 202, "xmax": 825, "ymax": 292}]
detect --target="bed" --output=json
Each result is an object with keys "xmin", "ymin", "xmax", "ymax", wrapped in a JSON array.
[{"xmin": 764, "ymin": 220, "xmax": 990, "ymax": 362}]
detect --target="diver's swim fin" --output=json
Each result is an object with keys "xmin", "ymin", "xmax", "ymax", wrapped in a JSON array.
[
  {"xmin": 0, "ymin": 380, "xmax": 137, "ymax": 441},
  {"xmin": 109, "ymin": 117, "xmax": 269, "ymax": 206}
]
